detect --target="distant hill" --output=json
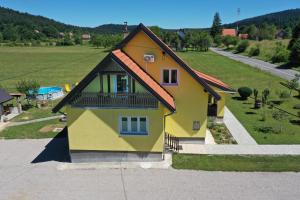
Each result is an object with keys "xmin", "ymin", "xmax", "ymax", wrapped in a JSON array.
[
  {"xmin": 93, "ymin": 24, "xmax": 137, "ymax": 34},
  {"xmin": 1, "ymin": 6, "xmax": 300, "ymax": 40},
  {"xmin": 224, "ymin": 9, "xmax": 300, "ymax": 29}
]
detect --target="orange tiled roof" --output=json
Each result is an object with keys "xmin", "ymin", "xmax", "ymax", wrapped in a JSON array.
[
  {"xmin": 222, "ymin": 29, "xmax": 236, "ymax": 36},
  {"xmin": 112, "ymin": 49, "xmax": 176, "ymax": 111},
  {"xmin": 192, "ymin": 69, "xmax": 232, "ymax": 91}
]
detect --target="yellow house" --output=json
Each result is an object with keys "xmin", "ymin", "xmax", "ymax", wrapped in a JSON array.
[{"xmin": 53, "ymin": 23, "xmax": 234, "ymax": 162}]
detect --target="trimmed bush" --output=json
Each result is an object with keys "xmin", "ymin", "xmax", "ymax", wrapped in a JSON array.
[
  {"xmin": 238, "ymin": 87, "xmax": 253, "ymax": 100},
  {"xmin": 248, "ymin": 45, "xmax": 260, "ymax": 57},
  {"xmin": 236, "ymin": 40, "xmax": 249, "ymax": 53}
]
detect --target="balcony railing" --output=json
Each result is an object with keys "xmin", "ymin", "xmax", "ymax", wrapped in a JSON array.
[{"xmin": 70, "ymin": 92, "xmax": 158, "ymax": 108}]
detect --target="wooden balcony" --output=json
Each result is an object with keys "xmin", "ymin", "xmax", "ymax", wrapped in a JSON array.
[{"xmin": 70, "ymin": 92, "xmax": 158, "ymax": 109}]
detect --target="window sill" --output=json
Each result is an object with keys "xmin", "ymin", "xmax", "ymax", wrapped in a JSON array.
[
  {"xmin": 161, "ymin": 83, "xmax": 178, "ymax": 86},
  {"xmin": 120, "ymin": 132, "xmax": 148, "ymax": 136}
]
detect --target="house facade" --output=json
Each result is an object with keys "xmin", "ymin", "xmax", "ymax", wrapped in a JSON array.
[{"xmin": 53, "ymin": 23, "xmax": 234, "ymax": 162}]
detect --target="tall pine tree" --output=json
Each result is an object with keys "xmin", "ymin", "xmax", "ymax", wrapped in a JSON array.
[{"xmin": 210, "ymin": 12, "xmax": 222, "ymax": 39}]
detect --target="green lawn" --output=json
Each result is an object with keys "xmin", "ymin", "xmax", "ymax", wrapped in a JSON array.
[
  {"xmin": 172, "ymin": 154, "xmax": 300, "ymax": 172},
  {"xmin": 10, "ymin": 99, "xmax": 62, "ymax": 122},
  {"xmin": 0, "ymin": 46, "xmax": 107, "ymax": 91},
  {"xmin": 179, "ymin": 51, "xmax": 300, "ymax": 144},
  {"xmin": 0, "ymin": 119, "xmax": 65, "ymax": 139}
]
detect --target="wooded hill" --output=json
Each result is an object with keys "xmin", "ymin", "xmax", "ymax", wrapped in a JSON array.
[{"xmin": 224, "ymin": 9, "xmax": 300, "ymax": 29}]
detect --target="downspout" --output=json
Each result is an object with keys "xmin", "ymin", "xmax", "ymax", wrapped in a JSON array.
[{"xmin": 162, "ymin": 106, "xmax": 176, "ymax": 160}]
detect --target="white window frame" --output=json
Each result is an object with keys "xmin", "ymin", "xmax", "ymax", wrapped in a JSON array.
[
  {"xmin": 161, "ymin": 68, "xmax": 179, "ymax": 85},
  {"xmin": 119, "ymin": 116, "xmax": 149, "ymax": 136}
]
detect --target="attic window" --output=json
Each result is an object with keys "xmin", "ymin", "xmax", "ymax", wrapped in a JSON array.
[{"xmin": 162, "ymin": 69, "xmax": 178, "ymax": 85}]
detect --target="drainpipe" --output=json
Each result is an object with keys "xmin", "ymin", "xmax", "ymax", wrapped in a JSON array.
[{"xmin": 163, "ymin": 108, "xmax": 176, "ymax": 160}]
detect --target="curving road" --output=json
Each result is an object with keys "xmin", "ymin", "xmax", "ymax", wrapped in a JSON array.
[{"xmin": 210, "ymin": 48, "xmax": 300, "ymax": 82}]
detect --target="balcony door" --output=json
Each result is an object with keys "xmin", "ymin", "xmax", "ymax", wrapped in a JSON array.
[{"xmin": 112, "ymin": 74, "xmax": 128, "ymax": 93}]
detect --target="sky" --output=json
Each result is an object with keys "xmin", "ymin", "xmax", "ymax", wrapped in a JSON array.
[{"xmin": 1, "ymin": 0, "xmax": 299, "ymax": 29}]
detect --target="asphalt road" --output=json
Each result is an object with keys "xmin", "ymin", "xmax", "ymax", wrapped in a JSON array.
[
  {"xmin": 0, "ymin": 138, "xmax": 300, "ymax": 200},
  {"xmin": 210, "ymin": 47, "xmax": 300, "ymax": 82}
]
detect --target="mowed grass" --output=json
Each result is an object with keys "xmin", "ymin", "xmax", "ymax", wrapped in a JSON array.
[
  {"xmin": 0, "ymin": 119, "xmax": 65, "ymax": 139},
  {"xmin": 172, "ymin": 154, "xmax": 300, "ymax": 172},
  {"xmin": 0, "ymin": 46, "xmax": 107, "ymax": 91},
  {"xmin": 179, "ymin": 51, "xmax": 300, "ymax": 144}
]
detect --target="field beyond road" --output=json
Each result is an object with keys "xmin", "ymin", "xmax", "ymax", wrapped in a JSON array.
[
  {"xmin": 0, "ymin": 46, "xmax": 299, "ymax": 144},
  {"xmin": 0, "ymin": 46, "xmax": 106, "ymax": 91}
]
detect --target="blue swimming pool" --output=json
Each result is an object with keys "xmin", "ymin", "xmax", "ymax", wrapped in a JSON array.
[
  {"xmin": 36, "ymin": 86, "xmax": 64, "ymax": 100},
  {"xmin": 38, "ymin": 87, "xmax": 62, "ymax": 95}
]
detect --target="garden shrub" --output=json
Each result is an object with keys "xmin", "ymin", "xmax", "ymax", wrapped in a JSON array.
[
  {"xmin": 238, "ymin": 87, "xmax": 252, "ymax": 99},
  {"xmin": 236, "ymin": 40, "xmax": 249, "ymax": 53},
  {"xmin": 271, "ymin": 42, "xmax": 289, "ymax": 63},
  {"xmin": 248, "ymin": 45, "xmax": 260, "ymax": 57}
]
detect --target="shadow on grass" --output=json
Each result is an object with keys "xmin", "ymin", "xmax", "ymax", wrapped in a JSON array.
[
  {"xmin": 290, "ymin": 119, "xmax": 300, "ymax": 126},
  {"xmin": 276, "ymin": 62, "xmax": 300, "ymax": 70},
  {"xmin": 232, "ymin": 96, "xmax": 246, "ymax": 101},
  {"xmin": 31, "ymin": 127, "xmax": 70, "ymax": 163}
]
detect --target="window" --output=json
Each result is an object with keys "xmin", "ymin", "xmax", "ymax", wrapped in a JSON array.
[
  {"xmin": 162, "ymin": 69, "xmax": 178, "ymax": 84},
  {"xmin": 120, "ymin": 117, "xmax": 148, "ymax": 135},
  {"xmin": 116, "ymin": 74, "xmax": 128, "ymax": 93}
]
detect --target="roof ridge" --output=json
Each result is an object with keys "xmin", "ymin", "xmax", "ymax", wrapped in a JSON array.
[
  {"xmin": 111, "ymin": 49, "xmax": 175, "ymax": 111},
  {"xmin": 116, "ymin": 23, "xmax": 221, "ymax": 101},
  {"xmin": 115, "ymin": 49, "xmax": 175, "ymax": 100}
]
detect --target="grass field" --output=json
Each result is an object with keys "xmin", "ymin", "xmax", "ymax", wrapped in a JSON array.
[
  {"xmin": 0, "ymin": 119, "xmax": 65, "ymax": 139},
  {"xmin": 0, "ymin": 46, "xmax": 299, "ymax": 142},
  {"xmin": 0, "ymin": 46, "xmax": 106, "ymax": 91},
  {"xmin": 172, "ymin": 154, "xmax": 300, "ymax": 172}
]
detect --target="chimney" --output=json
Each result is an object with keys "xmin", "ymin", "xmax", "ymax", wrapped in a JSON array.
[{"xmin": 123, "ymin": 21, "xmax": 129, "ymax": 38}]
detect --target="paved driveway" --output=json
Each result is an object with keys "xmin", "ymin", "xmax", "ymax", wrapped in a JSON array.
[
  {"xmin": 210, "ymin": 48, "xmax": 300, "ymax": 82},
  {"xmin": 0, "ymin": 138, "xmax": 300, "ymax": 200}
]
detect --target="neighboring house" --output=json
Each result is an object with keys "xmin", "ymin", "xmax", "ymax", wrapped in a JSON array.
[
  {"xmin": 222, "ymin": 29, "xmax": 237, "ymax": 37},
  {"xmin": 81, "ymin": 34, "xmax": 91, "ymax": 41},
  {"xmin": 0, "ymin": 89, "xmax": 13, "ymax": 122},
  {"xmin": 53, "ymin": 23, "xmax": 234, "ymax": 162},
  {"xmin": 239, "ymin": 33, "xmax": 249, "ymax": 39}
]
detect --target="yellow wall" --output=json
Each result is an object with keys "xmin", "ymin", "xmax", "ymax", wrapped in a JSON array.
[
  {"xmin": 67, "ymin": 105, "xmax": 164, "ymax": 152},
  {"xmin": 83, "ymin": 75, "xmax": 100, "ymax": 93},
  {"xmin": 123, "ymin": 31, "xmax": 209, "ymax": 138}
]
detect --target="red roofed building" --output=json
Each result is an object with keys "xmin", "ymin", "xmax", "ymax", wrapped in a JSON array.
[
  {"xmin": 53, "ymin": 23, "xmax": 234, "ymax": 162},
  {"xmin": 222, "ymin": 29, "xmax": 237, "ymax": 37}
]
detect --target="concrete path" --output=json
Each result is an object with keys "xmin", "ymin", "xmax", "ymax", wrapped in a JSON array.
[
  {"xmin": 7, "ymin": 115, "xmax": 63, "ymax": 127},
  {"xmin": 223, "ymin": 107, "xmax": 257, "ymax": 145},
  {"xmin": 1, "ymin": 138, "xmax": 300, "ymax": 200},
  {"xmin": 180, "ymin": 144, "xmax": 300, "ymax": 155},
  {"xmin": 210, "ymin": 47, "xmax": 299, "ymax": 82}
]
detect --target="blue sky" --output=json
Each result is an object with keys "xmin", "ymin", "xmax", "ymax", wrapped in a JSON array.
[{"xmin": 1, "ymin": 0, "xmax": 299, "ymax": 28}]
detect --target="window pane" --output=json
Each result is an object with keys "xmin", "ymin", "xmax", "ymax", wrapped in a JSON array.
[
  {"xmin": 131, "ymin": 117, "xmax": 138, "ymax": 132},
  {"xmin": 171, "ymin": 70, "xmax": 177, "ymax": 84},
  {"xmin": 140, "ymin": 118, "xmax": 147, "ymax": 133},
  {"xmin": 121, "ymin": 117, "xmax": 128, "ymax": 132},
  {"xmin": 163, "ymin": 70, "xmax": 169, "ymax": 83},
  {"xmin": 117, "ymin": 75, "xmax": 128, "ymax": 93}
]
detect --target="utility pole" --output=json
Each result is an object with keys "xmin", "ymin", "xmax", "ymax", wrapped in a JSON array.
[{"xmin": 237, "ymin": 8, "xmax": 240, "ymax": 33}]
